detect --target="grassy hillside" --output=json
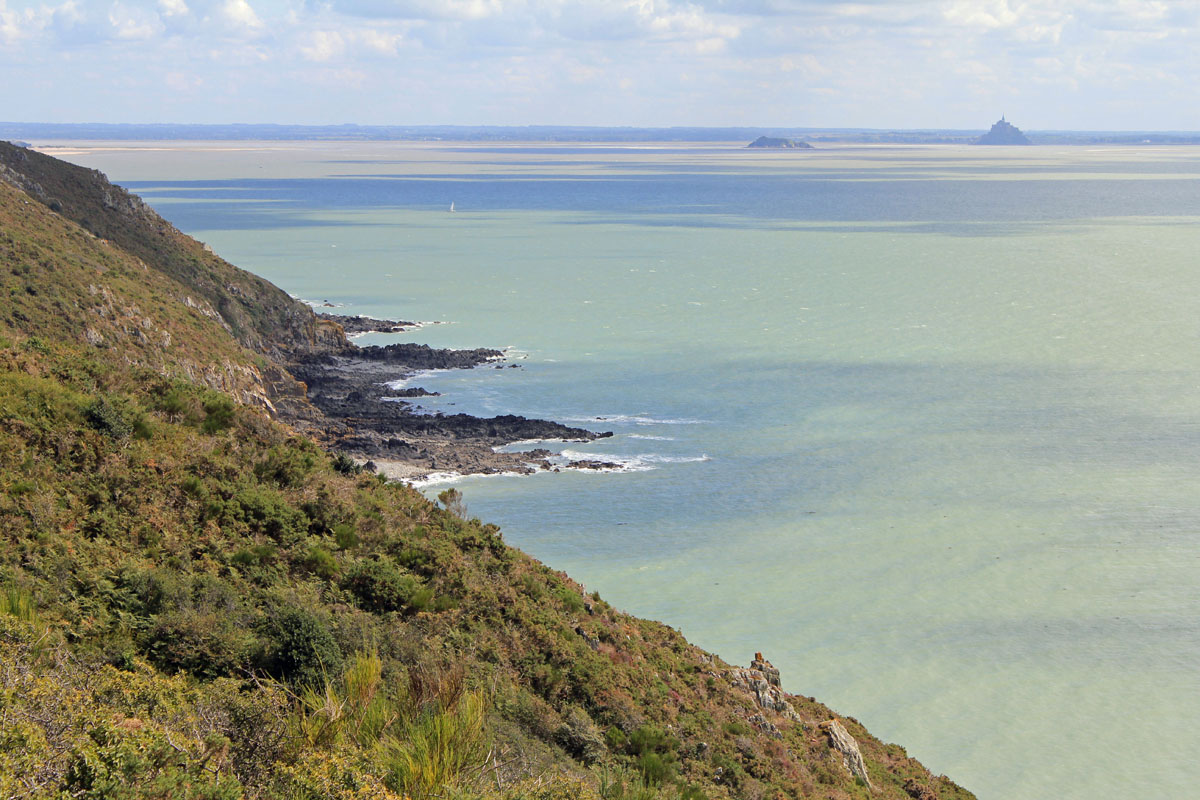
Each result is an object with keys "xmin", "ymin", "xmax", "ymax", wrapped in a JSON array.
[
  {"xmin": 0, "ymin": 151, "xmax": 975, "ymax": 800},
  {"xmin": 0, "ymin": 140, "xmax": 347, "ymax": 361}
]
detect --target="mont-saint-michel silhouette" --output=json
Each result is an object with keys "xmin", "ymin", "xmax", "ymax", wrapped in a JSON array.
[{"xmin": 975, "ymin": 116, "xmax": 1032, "ymax": 145}]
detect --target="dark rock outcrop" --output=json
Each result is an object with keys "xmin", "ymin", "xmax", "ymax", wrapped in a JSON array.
[
  {"xmin": 565, "ymin": 459, "xmax": 623, "ymax": 471},
  {"xmin": 316, "ymin": 312, "xmax": 416, "ymax": 334}
]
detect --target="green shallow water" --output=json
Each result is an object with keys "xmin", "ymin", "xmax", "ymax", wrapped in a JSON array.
[{"xmin": 54, "ymin": 141, "xmax": 1200, "ymax": 799}]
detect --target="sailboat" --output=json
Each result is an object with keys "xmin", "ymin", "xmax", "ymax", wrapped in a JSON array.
[{"xmin": 449, "ymin": 201, "xmax": 455, "ymax": 212}]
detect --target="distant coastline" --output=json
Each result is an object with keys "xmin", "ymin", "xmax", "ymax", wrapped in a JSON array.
[{"xmin": 5, "ymin": 121, "xmax": 1200, "ymax": 145}]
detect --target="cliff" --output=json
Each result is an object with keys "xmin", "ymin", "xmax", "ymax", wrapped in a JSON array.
[{"xmin": 0, "ymin": 144, "xmax": 975, "ymax": 800}]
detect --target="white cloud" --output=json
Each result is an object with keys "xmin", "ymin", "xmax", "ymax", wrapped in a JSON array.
[
  {"xmin": 159, "ymin": 0, "xmax": 189, "ymax": 17},
  {"xmin": 165, "ymin": 70, "xmax": 203, "ymax": 89},
  {"xmin": 942, "ymin": 0, "xmax": 1019, "ymax": 30},
  {"xmin": 325, "ymin": 0, "xmax": 505, "ymax": 21},
  {"xmin": 0, "ymin": 0, "xmax": 27, "ymax": 44},
  {"xmin": 109, "ymin": 3, "xmax": 164, "ymax": 39},
  {"xmin": 3, "ymin": 0, "xmax": 1200, "ymax": 128},
  {"xmin": 217, "ymin": 0, "xmax": 263, "ymax": 31},
  {"xmin": 300, "ymin": 28, "xmax": 344, "ymax": 59},
  {"xmin": 357, "ymin": 27, "xmax": 406, "ymax": 54}
]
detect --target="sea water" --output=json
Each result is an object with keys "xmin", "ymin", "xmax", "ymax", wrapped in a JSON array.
[{"xmin": 49, "ymin": 140, "xmax": 1200, "ymax": 800}]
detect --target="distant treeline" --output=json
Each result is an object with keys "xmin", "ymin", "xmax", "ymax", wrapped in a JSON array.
[{"xmin": 2, "ymin": 121, "xmax": 1199, "ymax": 144}]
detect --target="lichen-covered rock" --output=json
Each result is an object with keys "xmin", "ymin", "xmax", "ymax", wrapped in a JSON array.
[
  {"xmin": 821, "ymin": 718, "xmax": 874, "ymax": 790},
  {"xmin": 730, "ymin": 653, "xmax": 801, "ymax": 722},
  {"xmin": 751, "ymin": 651, "xmax": 781, "ymax": 687}
]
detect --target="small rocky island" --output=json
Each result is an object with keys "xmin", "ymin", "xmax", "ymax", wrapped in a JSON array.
[
  {"xmin": 747, "ymin": 136, "xmax": 813, "ymax": 149},
  {"xmin": 975, "ymin": 117, "xmax": 1032, "ymax": 145}
]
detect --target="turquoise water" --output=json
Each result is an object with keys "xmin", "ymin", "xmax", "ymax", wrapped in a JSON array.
[{"xmin": 52, "ymin": 141, "xmax": 1200, "ymax": 799}]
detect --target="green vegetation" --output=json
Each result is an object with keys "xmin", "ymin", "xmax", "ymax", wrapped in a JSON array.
[{"xmin": 0, "ymin": 148, "xmax": 975, "ymax": 800}]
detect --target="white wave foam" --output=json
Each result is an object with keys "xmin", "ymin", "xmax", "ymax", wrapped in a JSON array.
[
  {"xmin": 627, "ymin": 434, "xmax": 675, "ymax": 441},
  {"xmin": 298, "ymin": 297, "xmax": 344, "ymax": 309},
  {"xmin": 557, "ymin": 449, "xmax": 712, "ymax": 473},
  {"xmin": 384, "ymin": 368, "xmax": 451, "ymax": 390},
  {"xmin": 346, "ymin": 321, "xmax": 438, "ymax": 339},
  {"xmin": 492, "ymin": 438, "xmax": 575, "ymax": 451},
  {"xmin": 406, "ymin": 471, "xmax": 464, "ymax": 487},
  {"xmin": 407, "ymin": 468, "xmax": 535, "ymax": 488},
  {"xmin": 562, "ymin": 414, "xmax": 708, "ymax": 426}
]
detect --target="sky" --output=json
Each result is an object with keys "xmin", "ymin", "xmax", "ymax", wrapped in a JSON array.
[{"xmin": 1, "ymin": 0, "xmax": 1198, "ymax": 130}]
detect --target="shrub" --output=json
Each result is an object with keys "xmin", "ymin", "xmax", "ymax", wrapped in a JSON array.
[
  {"xmin": 231, "ymin": 544, "xmax": 278, "ymax": 567},
  {"xmin": 437, "ymin": 488, "xmax": 466, "ymax": 519},
  {"xmin": 555, "ymin": 585, "xmax": 585, "ymax": 615},
  {"xmin": 330, "ymin": 452, "xmax": 362, "ymax": 476},
  {"xmin": 232, "ymin": 487, "xmax": 308, "ymax": 544},
  {"xmin": 180, "ymin": 475, "xmax": 208, "ymax": 500},
  {"xmin": 636, "ymin": 751, "xmax": 674, "ymax": 787},
  {"xmin": 156, "ymin": 385, "xmax": 190, "ymax": 417},
  {"xmin": 332, "ymin": 522, "xmax": 359, "ymax": 550},
  {"xmin": 555, "ymin": 705, "xmax": 606, "ymax": 764},
  {"xmin": 342, "ymin": 559, "xmax": 430, "ymax": 615},
  {"xmin": 254, "ymin": 444, "xmax": 317, "ymax": 488},
  {"xmin": 201, "ymin": 395, "xmax": 235, "ymax": 434},
  {"xmin": 83, "ymin": 398, "xmax": 132, "ymax": 439},
  {"xmin": 144, "ymin": 611, "xmax": 253, "ymax": 679},
  {"xmin": 262, "ymin": 607, "xmax": 343, "ymax": 687},
  {"xmin": 271, "ymin": 750, "xmax": 397, "ymax": 800},
  {"xmin": 302, "ymin": 545, "xmax": 339, "ymax": 580},
  {"xmin": 628, "ymin": 724, "xmax": 673, "ymax": 757},
  {"xmin": 61, "ymin": 718, "xmax": 244, "ymax": 800},
  {"xmin": 130, "ymin": 413, "xmax": 154, "ymax": 440},
  {"xmin": 293, "ymin": 650, "xmax": 397, "ymax": 750}
]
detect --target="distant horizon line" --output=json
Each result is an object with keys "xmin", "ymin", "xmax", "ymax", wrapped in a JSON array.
[
  {"xmin": 4, "ymin": 121, "xmax": 1200, "ymax": 145},
  {"xmin": 5, "ymin": 120, "xmax": 1200, "ymax": 133}
]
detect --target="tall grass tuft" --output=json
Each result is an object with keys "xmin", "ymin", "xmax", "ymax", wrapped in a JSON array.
[
  {"xmin": 0, "ymin": 585, "xmax": 39, "ymax": 624},
  {"xmin": 294, "ymin": 649, "xmax": 397, "ymax": 749},
  {"xmin": 344, "ymin": 650, "xmax": 395, "ymax": 746},
  {"xmin": 384, "ymin": 689, "xmax": 488, "ymax": 800}
]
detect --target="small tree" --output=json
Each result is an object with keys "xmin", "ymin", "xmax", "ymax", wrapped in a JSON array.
[{"xmin": 437, "ymin": 488, "xmax": 467, "ymax": 519}]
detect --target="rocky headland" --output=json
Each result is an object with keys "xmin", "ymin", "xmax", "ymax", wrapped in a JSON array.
[
  {"xmin": 288, "ymin": 339, "xmax": 612, "ymax": 478},
  {"xmin": 314, "ymin": 311, "xmax": 419, "ymax": 334},
  {"xmin": 0, "ymin": 138, "xmax": 612, "ymax": 483}
]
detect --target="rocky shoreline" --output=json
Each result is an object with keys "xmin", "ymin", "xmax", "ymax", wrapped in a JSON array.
[
  {"xmin": 314, "ymin": 311, "xmax": 419, "ymax": 334},
  {"xmin": 289, "ymin": 316, "xmax": 613, "ymax": 480}
]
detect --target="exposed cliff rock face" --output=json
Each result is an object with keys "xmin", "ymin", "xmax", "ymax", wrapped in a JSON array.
[
  {"xmin": 751, "ymin": 651, "xmax": 782, "ymax": 686},
  {"xmin": 975, "ymin": 117, "xmax": 1032, "ymax": 145},
  {"xmin": 730, "ymin": 652, "xmax": 802, "ymax": 724},
  {"xmin": 822, "ymin": 718, "xmax": 876, "ymax": 790}
]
